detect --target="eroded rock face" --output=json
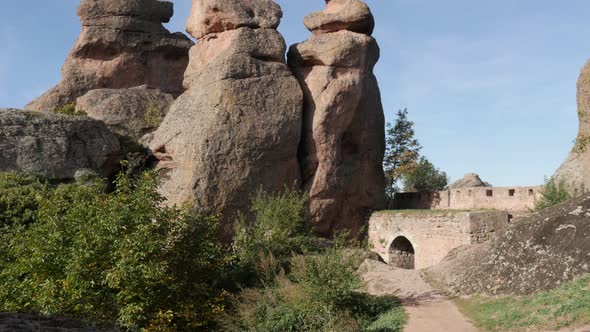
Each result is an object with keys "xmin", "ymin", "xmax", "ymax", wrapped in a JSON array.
[
  {"xmin": 186, "ymin": 0, "xmax": 282, "ymax": 39},
  {"xmin": 554, "ymin": 60, "xmax": 590, "ymax": 192},
  {"xmin": 148, "ymin": 0, "xmax": 302, "ymax": 231},
  {"xmin": 447, "ymin": 173, "xmax": 491, "ymax": 189},
  {"xmin": 26, "ymin": 0, "xmax": 193, "ymax": 112},
  {"xmin": 428, "ymin": 193, "xmax": 590, "ymax": 296},
  {"xmin": 76, "ymin": 86, "xmax": 174, "ymax": 136},
  {"xmin": 305, "ymin": 0, "xmax": 374, "ymax": 35},
  {"xmin": 288, "ymin": 0, "xmax": 386, "ymax": 236},
  {"xmin": 0, "ymin": 109, "xmax": 122, "ymax": 180}
]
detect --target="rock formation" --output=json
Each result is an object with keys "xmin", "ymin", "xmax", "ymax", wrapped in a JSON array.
[
  {"xmin": 0, "ymin": 109, "xmax": 121, "ymax": 180},
  {"xmin": 554, "ymin": 60, "xmax": 590, "ymax": 192},
  {"xmin": 76, "ymin": 86, "xmax": 174, "ymax": 137},
  {"xmin": 147, "ymin": 0, "xmax": 303, "ymax": 230},
  {"xmin": 428, "ymin": 193, "xmax": 590, "ymax": 296},
  {"xmin": 26, "ymin": 0, "xmax": 193, "ymax": 112},
  {"xmin": 288, "ymin": 0, "xmax": 386, "ymax": 236},
  {"xmin": 447, "ymin": 173, "xmax": 491, "ymax": 189}
]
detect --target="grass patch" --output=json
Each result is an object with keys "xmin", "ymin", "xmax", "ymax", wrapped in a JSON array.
[{"xmin": 456, "ymin": 274, "xmax": 590, "ymax": 331}]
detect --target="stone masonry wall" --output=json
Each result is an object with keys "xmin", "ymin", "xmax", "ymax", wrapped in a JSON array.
[
  {"xmin": 392, "ymin": 186, "xmax": 541, "ymax": 215},
  {"xmin": 368, "ymin": 210, "xmax": 509, "ymax": 269}
]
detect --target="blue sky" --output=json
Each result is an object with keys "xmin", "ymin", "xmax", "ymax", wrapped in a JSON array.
[{"xmin": 1, "ymin": 1, "xmax": 589, "ymax": 186}]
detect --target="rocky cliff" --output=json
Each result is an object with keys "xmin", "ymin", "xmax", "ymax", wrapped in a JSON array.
[
  {"xmin": 147, "ymin": 0, "xmax": 303, "ymax": 232},
  {"xmin": 26, "ymin": 0, "xmax": 193, "ymax": 112},
  {"xmin": 288, "ymin": 0, "xmax": 386, "ymax": 236}
]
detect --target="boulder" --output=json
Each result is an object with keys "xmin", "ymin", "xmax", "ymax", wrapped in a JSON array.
[
  {"xmin": 147, "ymin": 0, "xmax": 303, "ymax": 232},
  {"xmin": 288, "ymin": 0, "xmax": 386, "ymax": 236},
  {"xmin": 76, "ymin": 86, "xmax": 174, "ymax": 137},
  {"xmin": 0, "ymin": 109, "xmax": 122, "ymax": 180},
  {"xmin": 26, "ymin": 0, "xmax": 193, "ymax": 112},
  {"xmin": 186, "ymin": 0, "xmax": 282, "ymax": 39},
  {"xmin": 447, "ymin": 173, "xmax": 491, "ymax": 189},
  {"xmin": 554, "ymin": 60, "xmax": 590, "ymax": 192},
  {"xmin": 428, "ymin": 193, "xmax": 590, "ymax": 296},
  {"xmin": 304, "ymin": 0, "xmax": 375, "ymax": 35}
]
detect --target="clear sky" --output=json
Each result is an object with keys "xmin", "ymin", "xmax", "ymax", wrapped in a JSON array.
[{"xmin": 1, "ymin": 0, "xmax": 590, "ymax": 186}]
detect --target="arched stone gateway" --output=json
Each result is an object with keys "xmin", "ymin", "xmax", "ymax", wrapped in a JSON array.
[
  {"xmin": 389, "ymin": 236, "xmax": 415, "ymax": 269},
  {"xmin": 369, "ymin": 210, "xmax": 510, "ymax": 269}
]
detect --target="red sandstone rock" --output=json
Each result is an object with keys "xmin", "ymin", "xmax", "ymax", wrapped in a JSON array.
[
  {"xmin": 186, "ymin": 0, "xmax": 282, "ymax": 39},
  {"xmin": 288, "ymin": 1, "xmax": 386, "ymax": 236},
  {"xmin": 147, "ymin": 0, "xmax": 302, "ymax": 233},
  {"xmin": 26, "ymin": 0, "xmax": 193, "ymax": 112},
  {"xmin": 305, "ymin": 0, "xmax": 374, "ymax": 35}
]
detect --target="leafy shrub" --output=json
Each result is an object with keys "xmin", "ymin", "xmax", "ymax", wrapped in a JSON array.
[
  {"xmin": 222, "ymin": 248, "xmax": 405, "ymax": 332},
  {"xmin": 233, "ymin": 189, "xmax": 316, "ymax": 283},
  {"xmin": 0, "ymin": 172, "xmax": 48, "ymax": 229},
  {"xmin": 0, "ymin": 171, "xmax": 230, "ymax": 330},
  {"xmin": 52, "ymin": 102, "xmax": 86, "ymax": 116},
  {"xmin": 535, "ymin": 177, "xmax": 574, "ymax": 210}
]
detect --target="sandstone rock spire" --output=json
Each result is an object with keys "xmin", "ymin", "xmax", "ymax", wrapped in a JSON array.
[
  {"xmin": 147, "ymin": 0, "xmax": 303, "ymax": 232},
  {"xmin": 554, "ymin": 60, "xmax": 590, "ymax": 192},
  {"xmin": 26, "ymin": 0, "xmax": 193, "ymax": 112},
  {"xmin": 288, "ymin": 0, "xmax": 386, "ymax": 236}
]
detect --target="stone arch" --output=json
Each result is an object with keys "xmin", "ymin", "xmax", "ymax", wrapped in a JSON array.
[{"xmin": 388, "ymin": 235, "xmax": 415, "ymax": 269}]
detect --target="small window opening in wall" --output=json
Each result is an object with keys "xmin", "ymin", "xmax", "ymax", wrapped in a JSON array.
[
  {"xmin": 456, "ymin": 191, "xmax": 460, "ymax": 195},
  {"xmin": 529, "ymin": 189, "xmax": 534, "ymax": 196},
  {"xmin": 509, "ymin": 189, "xmax": 516, "ymax": 197},
  {"xmin": 468, "ymin": 190, "xmax": 472, "ymax": 196},
  {"xmin": 486, "ymin": 190, "xmax": 493, "ymax": 197}
]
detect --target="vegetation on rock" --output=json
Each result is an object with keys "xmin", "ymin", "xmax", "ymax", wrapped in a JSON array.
[
  {"xmin": 52, "ymin": 102, "xmax": 86, "ymax": 117},
  {"xmin": 534, "ymin": 177, "xmax": 574, "ymax": 210}
]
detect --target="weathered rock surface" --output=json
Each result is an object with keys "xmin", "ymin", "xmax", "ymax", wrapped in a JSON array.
[
  {"xmin": 0, "ymin": 109, "xmax": 121, "ymax": 180},
  {"xmin": 305, "ymin": 0, "xmax": 375, "ymax": 35},
  {"xmin": 288, "ymin": 0, "xmax": 386, "ymax": 236},
  {"xmin": 186, "ymin": 0, "xmax": 282, "ymax": 39},
  {"xmin": 447, "ymin": 173, "xmax": 491, "ymax": 189},
  {"xmin": 428, "ymin": 193, "xmax": 590, "ymax": 296},
  {"xmin": 148, "ymin": 0, "xmax": 302, "ymax": 231},
  {"xmin": 76, "ymin": 86, "xmax": 173, "ymax": 136},
  {"xmin": 0, "ymin": 313, "xmax": 113, "ymax": 332},
  {"xmin": 554, "ymin": 60, "xmax": 590, "ymax": 192},
  {"xmin": 26, "ymin": 0, "xmax": 193, "ymax": 112}
]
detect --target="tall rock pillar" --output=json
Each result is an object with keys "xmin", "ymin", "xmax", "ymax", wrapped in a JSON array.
[
  {"xmin": 554, "ymin": 60, "xmax": 590, "ymax": 192},
  {"xmin": 288, "ymin": 0, "xmax": 386, "ymax": 236},
  {"xmin": 26, "ymin": 0, "xmax": 193, "ymax": 112},
  {"xmin": 148, "ymin": 0, "xmax": 303, "ymax": 231}
]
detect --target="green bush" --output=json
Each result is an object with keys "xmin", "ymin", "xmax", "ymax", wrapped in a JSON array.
[
  {"xmin": 52, "ymin": 102, "xmax": 86, "ymax": 116},
  {"xmin": 535, "ymin": 177, "xmax": 574, "ymax": 211},
  {"xmin": 0, "ymin": 171, "xmax": 230, "ymax": 331},
  {"xmin": 222, "ymin": 248, "xmax": 405, "ymax": 332},
  {"xmin": 0, "ymin": 172, "xmax": 48, "ymax": 228},
  {"xmin": 233, "ymin": 189, "xmax": 316, "ymax": 283}
]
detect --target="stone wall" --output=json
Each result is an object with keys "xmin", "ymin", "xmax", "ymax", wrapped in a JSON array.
[
  {"xmin": 368, "ymin": 210, "xmax": 509, "ymax": 269},
  {"xmin": 392, "ymin": 186, "xmax": 541, "ymax": 216}
]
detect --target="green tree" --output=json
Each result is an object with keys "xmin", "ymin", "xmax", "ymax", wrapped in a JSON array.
[
  {"xmin": 402, "ymin": 156, "xmax": 448, "ymax": 192},
  {"xmin": 383, "ymin": 109, "xmax": 422, "ymax": 196}
]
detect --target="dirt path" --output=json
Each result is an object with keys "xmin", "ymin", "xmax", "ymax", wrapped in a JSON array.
[{"xmin": 361, "ymin": 260, "xmax": 477, "ymax": 332}]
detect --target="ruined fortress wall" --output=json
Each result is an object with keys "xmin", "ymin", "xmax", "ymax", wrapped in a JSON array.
[
  {"xmin": 369, "ymin": 210, "xmax": 509, "ymax": 269},
  {"xmin": 393, "ymin": 186, "xmax": 542, "ymax": 213}
]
